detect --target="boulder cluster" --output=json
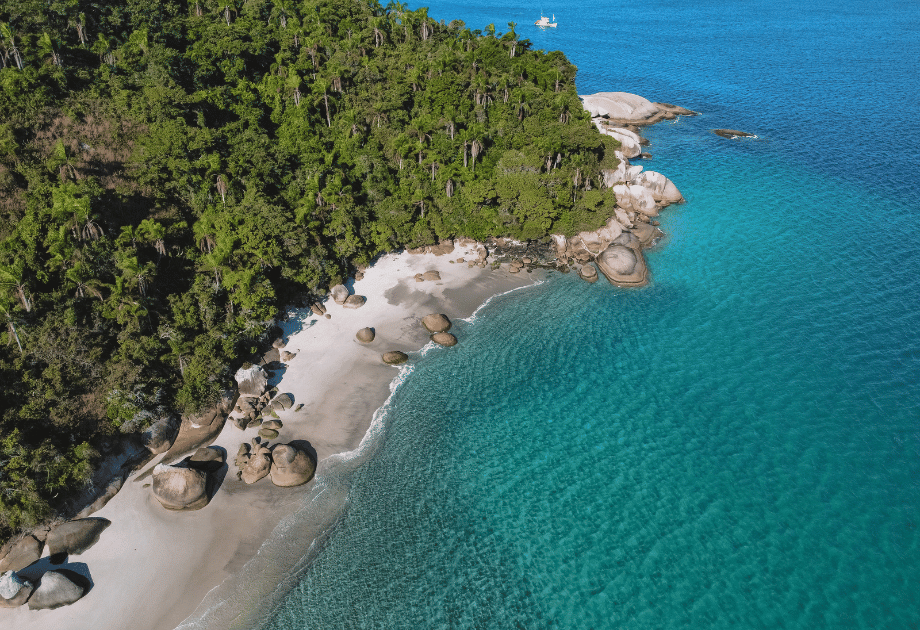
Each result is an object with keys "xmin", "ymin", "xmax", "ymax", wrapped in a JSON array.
[
  {"xmin": 0, "ymin": 518, "xmax": 109, "ymax": 610},
  {"xmin": 234, "ymin": 441, "xmax": 316, "ymax": 487}
]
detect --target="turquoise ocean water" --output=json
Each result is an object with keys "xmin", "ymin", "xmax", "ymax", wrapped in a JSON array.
[{"xmin": 259, "ymin": 0, "xmax": 920, "ymax": 628}]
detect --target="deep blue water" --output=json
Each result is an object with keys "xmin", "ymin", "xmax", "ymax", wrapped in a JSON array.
[{"xmin": 260, "ymin": 0, "xmax": 920, "ymax": 628}]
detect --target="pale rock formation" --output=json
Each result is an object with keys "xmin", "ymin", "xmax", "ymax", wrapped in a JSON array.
[
  {"xmin": 579, "ymin": 264, "xmax": 599, "ymax": 283},
  {"xmin": 421, "ymin": 313, "xmax": 452, "ymax": 333},
  {"xmin": 581, "ymin": 92, "xmax": 661, "ymax": 121},
  {"xmin": 329, "ymin": 284, "xmax": 349, "ymax": 304},
  {"xmin": 27, "ymin": 571, "xmax": 85, "ymax": 610},
  {"xmin": 630, "ymin": 222, "xmax": 661, "ymax": 247},
  {"xmin": 269, "ymin": 444, "xmax": 316, "ymax": 487},
  {"xmin": 0, "ymin": 571, "xmax": 33, "ymax": 608},
  {"xmin": 141, "ymin": 414, "xmax": 179, "ymax": 455},
  {"xmin": 422, "ymin": 270, "xmax": 441, "ymax": 281},
  {"xmin": 595, "ymin": 244, "xmax": 649, "ymax": 287},
  {"xmin": 235, "ymin": 365, "xmax": 267, "ymax": 398},
  {"xmin": 152, "ymin": 464, "xmax": 209, "ymax": 510},
  {"xmin": 595, "ymin": 123, "xmax": 641, "ymax": 158},
  {"xmin": 613, "ymin": 184, "xmax": 658, "ymax": 217},
  {"xmin": 632, "ymin": 170, "xmax": 683, "ymax": 204},
  {"xmin": 343, "ymin": 295, "xmax": 366, "ymax": 309}
]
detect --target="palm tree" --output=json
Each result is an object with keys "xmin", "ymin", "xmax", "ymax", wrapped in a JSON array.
[
  {"xmin": 0, "ymin": 299, "xmax": 23, "ymax": 353},
  {"xmin": 507, "ymin": 22, "xmax": 518, "ymax": 58},
  {"xmin": 0, "ymin": 23, "xmax": 24, "ymax": 70},
  {"xmin": 0, "ymin": 263, "xmax": 31, "ymax": 313},
  {"xmin": 65, "ymin": 263, "xmax": 104, "ymax": 300}
]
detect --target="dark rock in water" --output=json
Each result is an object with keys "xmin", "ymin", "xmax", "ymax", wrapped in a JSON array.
[
  {"xmin": 269, "ymin": 443, "xmax": 317, "ymax": 487},
  {"xmin": 0, "ymin": 535, "xmax": 43, "ymax": 573},
  {"xmin": 382, "ymin": 351, "xmax": 409, "ymax": 365},
  {"xmin": 343, "ymin": 294, "xmax": 366, "ymax": 309},
  {"xmin": 152, "ymin": 464, "xmax": 209, "ymax": 510},
  {"xmin": 356, "ymin": 327, "xmax": 375, "ymax": 343},
  {"xmin": 0, "ymin": 571, "xmax": 33, "ymax": 608},
  {"xmin": 258, "ymin": 428, "xmax": 279, "ymax": 440},
  {"xmin": 46, "ymin": 518, "xmax": 111, "ymax": 558},
  {"xmin": 27, "ymin": 570, "xmax": 85, "ymax": 610},
  {"xmin": 431, "ymin": 332, "xmax": 458, "ymax": 347},
  {"xmin": 421, "ymin": 313, "xmax": 451, "ymax": 333},
  {"xmin": 713, "ymin": 128, "xmax": 756, "ymax": 139}
]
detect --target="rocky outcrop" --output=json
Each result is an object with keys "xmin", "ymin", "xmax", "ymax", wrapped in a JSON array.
[
  {"xmin": 235, "ymin": 364, "xmax": 267, "ymax": 398},
  {"xmin": 329, "ymin": 284, "xmax": 349, "ymax": 304},
  {"xmin": 594, "ymin": 123, "xmax": 642, "ymax": 158},
  {"xmin": 269, "ymin": 444, "xmax": 316, "ymax": 487},
  {"xmin": 241, "ymin": 444, "xmax": 272, "ymax": 484},
  {"xmin": 581, "ymin": 92, "xmax": 697, "ymax": 126},
  {"xmin": 0, "ymin": 536, "xmax": 43, "ymax": 573},
  {"xmin": 0, "ymin": 571, "xmax": 33, "ymax": 608},
  {"xmin": 421, "ymin": 313, "xmax": 451, "ymax": 333},
  {"xmin": 188, "ymin": 447, "xmax": 224, "ymax": 472},
  {"xmin": 613, "ymin": 184, "xmax": 658, "ymax": 217},
  {"xmin": 343, "ymin": 294, "xmax": 366, "ymax": 309},
  {"xmin": 27, "ymin": 570, "xmax": 85, "ymax": 610},
  {"xmin": 141, "ymin": 414, "xmax": 180, "ymax": 455},
  {"xmin": 356, "ymin": 327, "xmax": 375, "ymax": 343},
  {"xmin": 46, "ymin": 518, "xmax": 110, "ymax": 558},
  {"xmin": 152, "ymin": 464, "xmax": 209, "ymax": 510},
  {"xmin": 595, "ymin": 244, "xmax": 649, "ymax": 287},
  {"xmin": 382, "ymin": 351, "xmax": 409, "ymax": 365},
  {"xmin": 271, "ymin": 393, "xmax": 293, "ymax": 411},
  {"xmin": 408, "ymin": 240, "xmax": 455, "ymax": 256},
  {"xmin": 632, "ymin": 170, "xmax": 683, "ymax": 204},
  {"xmin": 431, "ymin": 332, "xmax": 458, "ymax": 347}
]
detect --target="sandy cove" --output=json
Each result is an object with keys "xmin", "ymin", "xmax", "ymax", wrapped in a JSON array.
[{"xmin": 4, "ymin": 245, "xmax": 543, "ymax": 630}]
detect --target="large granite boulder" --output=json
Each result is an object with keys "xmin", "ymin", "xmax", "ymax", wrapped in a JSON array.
[
  {"xmin": 596, "ymin": 124, "xmax": 641, "ymax": 158},
  {"xmin": 579, "ymin": 263, "xmax": 599, "ymax": 283},
  {"xmin": 271, "ymin": 393, "xmax": 294, "ymax": 411},
  {"xmin": 269, "ymin": 444, "xmax": 317, "ymax": 487},
  {"xmin": 356, "ymin": 327, "xmax": 375, "ymax": 343},
  {"xmin": 632, "ymin": 170, "xmax": 683, "ymax": 204},
  {"xmin": 0, "ymin": 535, "xmax": 43, "ymax": 573},
  {"xmin": 235, "ymin": 364, "xmax": 267, "ymax": 398},
  {"xmin": 188, "ymin": 447, "xmax": 224, "ymax": 473},
  {"xmin": 595, "ymin": 244, "xmax": 649, "ymax": 287},
  {"xmin": 613, "ymin": 184, "xmax": 658, "ymax": 217},
  {"xmin": 343, "ymin": 294, "xmax": 366, "ymax": 309},
  {"xmin": 382, "ymin": 351, "xmax": 409, "ymax": 365},
  {"xmin": 421, "ymin": 313, "xmax": 451, "ymax": 333},
  {"xmin": 152, "ymin": 464, "xmax": 209, "ymax": 510},
  {"xmin": 141, "ymin": 414, "xmax": 179, "ymax": 455},
  {"xmin": 431, "ymin": 332, "xmax": 458, "ymax": 347},
  {"xmin": 46, "ymin": 518, "xmax": 110, "ymax": 558},
  {"xmin": 330, "ymin": 284, "xmax": 349, "ymax": 304},
  {"xmin": 0, "ymin": 571, "xmax": 33, "ymax": 608},
  {"xmin": 27, "ymin": 570, "xmax": 85, "ymax": 610},
  {"xmin": 241, "ymin": 445, "xmax": 272, "ymax": 484},
  {"xmin": 581, "ymin": 92, "xmax": 661, "ymax": 122},
  {"xmin": 630, "ymin": 222, "xmax": 660, "ymax": 247}
]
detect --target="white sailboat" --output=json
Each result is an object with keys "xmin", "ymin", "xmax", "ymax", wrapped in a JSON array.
[{"xmin": 534, "ymin": 13, "xmax": 557, "ymax": 27}]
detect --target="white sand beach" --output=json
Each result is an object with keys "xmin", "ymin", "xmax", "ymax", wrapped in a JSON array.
[{"xmin": 4, "ymin": 245, "xmax": 542, "ymax": 630}]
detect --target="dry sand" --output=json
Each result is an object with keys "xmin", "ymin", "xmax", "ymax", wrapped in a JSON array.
[{"xmin": 4, "ymin": 246, "xmax": 542, "ymax": 630}]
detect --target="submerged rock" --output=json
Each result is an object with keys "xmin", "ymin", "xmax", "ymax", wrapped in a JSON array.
[{"xmin": 713, "ymin": 128, "xmax": 756, "ymax": 139}]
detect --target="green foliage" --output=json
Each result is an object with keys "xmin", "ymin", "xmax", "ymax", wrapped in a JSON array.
[{"xmin": 0, "ymin": 0, "xmax": 620, "ymax": 543}]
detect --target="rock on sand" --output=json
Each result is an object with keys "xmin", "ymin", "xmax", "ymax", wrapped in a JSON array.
[
  {"xmin": 356, "ymin": 327, "xmax": 375, "ymax": 343},
  {"xmin": 329, "ymin": 284, "xmax": 349, "ymax": 304},
  {"xmin": 382, "ymin": 351, "xmax": 409, "ymax": 365},
  {"xmin": 0, "ymin": 571, "xmax": 33, "ymax": 608},
  {"xmin": 269, "ymin": 444, "xmax": 317, "ymax": 487},
  {"xmin": 27, "ymin": 570, "xmax": 85, "ymax": 610},
  {"xmin": 46, "ymin": 518, "xmax": 111, "ymax": 558},
  {"xmin": 152, "ymin": 464, "xmax": 209, "ymax": 510},
  {"xmin": 421, "ymin": 313, "xmax": 451, "ymax": 333}
]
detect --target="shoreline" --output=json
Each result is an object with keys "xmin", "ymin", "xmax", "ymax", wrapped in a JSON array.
[{"xmin": 4, "ymin": 246, "xmax": 545, "ymax": 630}]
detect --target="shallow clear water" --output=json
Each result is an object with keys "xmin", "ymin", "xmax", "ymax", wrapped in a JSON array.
[{"xmin": 262, "ymin": 0, "xmax": 920, "ymax": 628}]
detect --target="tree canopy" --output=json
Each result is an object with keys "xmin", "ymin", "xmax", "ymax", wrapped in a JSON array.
[{"xmin": 0, "ymin": 0, "xmax": 619, "ymax": 539}]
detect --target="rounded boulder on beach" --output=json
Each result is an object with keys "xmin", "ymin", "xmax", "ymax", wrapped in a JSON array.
[
  {"xmin": 431, "ymin": 332, "xmax": 458, "ymax": 347},
  {"xmin": 356, "ymin": 327, "xmax": 375, "ymax": 343},
  {"xmin": 421, "ymin": 313, "xmax": 451, "ymax": 333},
  {"xmin": 382, "ymin": 351, "xmax": 409, "ymax": 365},
  {"xmin": 269, "ymin": 444, "xmax": 317, "ymax": 487}
]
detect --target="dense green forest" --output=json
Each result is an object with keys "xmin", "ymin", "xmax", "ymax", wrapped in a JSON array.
[{"xmin": 0, "ymin": 0, "xmax": 618, "ymax": 538}]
